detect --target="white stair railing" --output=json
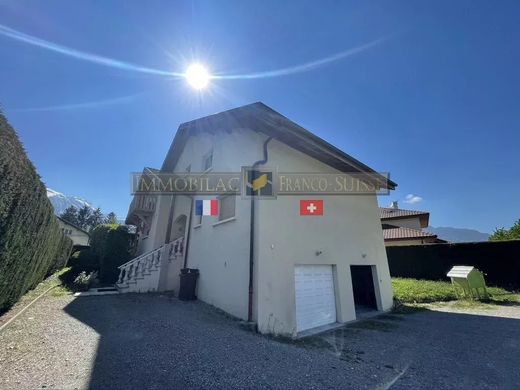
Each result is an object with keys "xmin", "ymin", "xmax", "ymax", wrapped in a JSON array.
[{"xmin": 116, "ymin": 237, "xmax": 184, "ymax": 292}]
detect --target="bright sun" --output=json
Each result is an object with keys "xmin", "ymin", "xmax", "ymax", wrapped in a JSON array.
[{"xmin": 185, "ymin": 63, "xmax": 210, "ymax": 90}]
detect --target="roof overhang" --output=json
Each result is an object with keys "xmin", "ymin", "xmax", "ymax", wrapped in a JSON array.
[
  {"xmin": 160, "ymin": 102, "xmax": 397, "ymax": 190},
  {"xmin": 381, "ymin": 213, "xmax": 430, "ymax": 227}
]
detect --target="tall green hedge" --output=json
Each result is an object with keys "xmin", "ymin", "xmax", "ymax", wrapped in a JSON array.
[
  {"xmin": 90, "ymin": 224, "xmax": 135, "ymax": 283},
  {"xmin": 47, "ymin": 235, "xmax": 73, "ymax": 276},
  {"xmin": 0, "ymin": 112, "xmax": 71, "ymax": 312}
]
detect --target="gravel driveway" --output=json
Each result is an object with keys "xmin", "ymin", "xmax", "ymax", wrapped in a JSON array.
[{"xmin": 1, "ymin": 293, "xmax": 519, "ymax": 389}]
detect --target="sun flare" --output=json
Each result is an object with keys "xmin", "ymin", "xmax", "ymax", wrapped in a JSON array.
[{"xmin": 185, "ymin": 63, "xmax": 210, "ymax": 90}]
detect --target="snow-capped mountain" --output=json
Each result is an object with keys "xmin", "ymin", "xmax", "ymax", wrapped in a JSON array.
[{"xmin": 46, "ymin": 188, "xmax": 93, "ymax": 215}]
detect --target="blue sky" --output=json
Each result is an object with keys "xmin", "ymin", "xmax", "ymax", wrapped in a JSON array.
[{"xmin": 1, "ymin": 0, "xmax": 519, "ymax": 233}]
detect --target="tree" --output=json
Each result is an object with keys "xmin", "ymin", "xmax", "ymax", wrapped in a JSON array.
[
  {"xmin": 60, "ymin": 205, "xmax": 118, "ymax": 231},
  {"xmin": 104, "ymin": 212, "xmax": 118, "ymax": 225},
  {"xmin": 90, "ymin": 224, "xmax": 135, "ymax": 283},
  {"xmin": 60, "ymin": 206, "xmax": 79, "ymax": 226},
  {"xmin": 77, "ymin": 205, "xmax": 92, "ymax": 230},
  {"xmin": 87, "ymin": 208, "xmax": 104, "ymax": 230},
  {"xmin": 489, "ymin": 219, "xmax": 520, "ymax": 241}
]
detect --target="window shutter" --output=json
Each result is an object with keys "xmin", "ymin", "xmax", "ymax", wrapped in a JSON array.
[{"xmin": 219, "ymin": 195, "xmax": 235, "ymax": 221}]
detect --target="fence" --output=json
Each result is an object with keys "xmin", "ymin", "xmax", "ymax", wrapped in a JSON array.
[{"xmin": 387, "ymin": 240, "xmax": 520, "ymax": 289}]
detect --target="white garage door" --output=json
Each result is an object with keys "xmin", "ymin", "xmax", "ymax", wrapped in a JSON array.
[{"xmin": 294, "ymin": 265, "xmax": 337, "ymax": 332}]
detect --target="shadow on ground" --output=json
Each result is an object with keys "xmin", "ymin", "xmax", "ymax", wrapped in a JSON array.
[{"xmin": 63, "ymin": 294, "xmax": 520, "ymax": 390}]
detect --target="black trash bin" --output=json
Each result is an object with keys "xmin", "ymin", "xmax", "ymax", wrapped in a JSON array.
[{"xmin": 178, "ymin": 268, "xmax": 199, "ymax": 301}]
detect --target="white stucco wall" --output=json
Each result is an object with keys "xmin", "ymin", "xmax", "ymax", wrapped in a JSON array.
[
  {"xmin": 169, "ymin": 128, "xmax": 266, "ymax": 319},
  {"xmin": 57, "ymin": 219, "xmax": 90, "ymax": 246},
  {"xmin": 385, "ymin": 237, "xmax": 436, "ymax": 246},
  {"xmin": 385, "ymin": 216, "xmax": 422, "ymax": 230},
  {"xmin": 145, "ymin": 127, "xmax": 393, "ymax": 334},
  {"xmin": 253, "ymin": 140, "xmax": 393, "ymax": 336},
  {"xmin": 138, "ymin": 236, "xmax": 154, "ymax": 254}
]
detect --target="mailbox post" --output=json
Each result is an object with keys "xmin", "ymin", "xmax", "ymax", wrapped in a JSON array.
[{"xmin": 447, "ymin": 266, "xmax": 488, "ymax": 300}]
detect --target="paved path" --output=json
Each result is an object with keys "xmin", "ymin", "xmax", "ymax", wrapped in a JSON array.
[{"xmin": 0, "ymin": 294, "xmax": 519, "ymax": 389}]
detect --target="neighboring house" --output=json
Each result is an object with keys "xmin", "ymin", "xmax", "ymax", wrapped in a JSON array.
[
  {"xmin": 380, "ymin": 201, "xmax": 445, "ymax": 246},
  {"xmin": 122, "ymin": 102, "xmax": 396, "ymax": 337},
  {"xmin": 56, "ymin": 216, "xmax": 90, "ymax": 246}
]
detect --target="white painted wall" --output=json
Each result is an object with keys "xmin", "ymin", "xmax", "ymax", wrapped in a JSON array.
[
  {"xmin": 385, "ymin": 237, "xmax": 436, "ymax": 246},
  {"xmin": 385, "ymin": 216, "xmax": 422, "ymax": 230},
  {"xmin": 168, "ymin": 128, "xmax": 265, "ymax": 319},
  {"xmin": 143, "ymin": 127, "xmax": 393, "ymax": 334},
  {"xmin": 138, "ymin": 236, "xmax": 154, "ymax": 255},
  {"xmin": 254, "ymin": 139, "xmax": 393, "ymax": 336},
  {"xmin": 57, "ymin": 219, "xmax": 89, "ymax": 246}
]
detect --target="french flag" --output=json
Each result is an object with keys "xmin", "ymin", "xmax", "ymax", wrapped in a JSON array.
[{"xmin": 195, "ymin": 199, "xmax": 218, "ymax": 216}]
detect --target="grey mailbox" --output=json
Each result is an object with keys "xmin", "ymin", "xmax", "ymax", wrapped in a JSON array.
[{"xmin": 447, "ymin": 266, "xmax": 488, "ymax": 300}]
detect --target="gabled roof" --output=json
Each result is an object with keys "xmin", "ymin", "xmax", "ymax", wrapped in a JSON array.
[
  {"xmin": 160, "ymin": 102, "xmax": 396, "ymax": 189},
  {"xmin": 380, "ymin": 207, "xmax": 430, "ymax": 229},
  {"xmin": 56, "ymin": 216, "xmax": 90, "ymax": 236},
  {"xmin": 379, "ymin": 207, "xmax": 429, "ymax": 220},
  {"xmin": 382, "ymin": 226, "xmax": 437, "ymax": 241}
]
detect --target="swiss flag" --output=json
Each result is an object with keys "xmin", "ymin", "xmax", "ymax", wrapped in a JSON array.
[{"xmin": 300, "ymin": 200, "xmax": 324, "ymax": 216}]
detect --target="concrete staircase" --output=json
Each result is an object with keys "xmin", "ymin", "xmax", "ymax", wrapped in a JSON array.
[{"xmin": 116, "ymin": 237, "xmax": 184, "ymax": 293}]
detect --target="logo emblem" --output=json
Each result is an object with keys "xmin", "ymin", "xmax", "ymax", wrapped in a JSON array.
[{"xmin": 242, "ymin": 168, "xmax": 275, "ymax": 197}]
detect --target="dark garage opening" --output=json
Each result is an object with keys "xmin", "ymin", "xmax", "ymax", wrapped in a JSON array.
[{"xmin": 350, "ymin": 265, "xmax": 378, "ymax": 314}]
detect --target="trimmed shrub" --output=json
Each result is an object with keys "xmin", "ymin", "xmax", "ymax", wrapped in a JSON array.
[
  {"xmin": 73, "ymin": 271, "xmax": 96, "ymax": 292},
  {"xmin": 0, "ymin": 112, "xmax": 70, "ymax": 312},
  {"xmin": 90, "ymin": 224, "xmax": 135, "ymax": 284},
  {"xmin": 69, "ymin": 248, "xmax": 99, "ymax": 272},
  {"xmin": 62, "ymin": 248, "xmax": 99, "ymax": 284}
]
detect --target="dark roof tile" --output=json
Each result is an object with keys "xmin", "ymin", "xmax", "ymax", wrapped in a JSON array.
[{"xmin": 379, "ymin": 207, "xmax": 429, "ymax": 219}]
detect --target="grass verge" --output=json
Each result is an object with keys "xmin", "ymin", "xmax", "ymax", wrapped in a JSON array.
[
  {"xmin": 392, "ymin": 277, "xmax": 520, "ymax": 305},
  {"xmin": 0, "ymin": 268, "xmax": 74, "ymax": 326}
]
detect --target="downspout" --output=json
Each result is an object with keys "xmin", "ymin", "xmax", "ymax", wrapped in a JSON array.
[
  {"xmin": 248, "ymin": 136, "xmax": 273, "ymax": 322},
  {"xmin": 164, "ymin": 195, "xmax": 176, "ymax": 244},
  {"xmin": 183, "ymin": 197, "xmax": 194, "ymax": 269}
]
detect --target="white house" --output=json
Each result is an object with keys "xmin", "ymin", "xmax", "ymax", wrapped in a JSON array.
[
  {"xmin": 380, "ymin": 201, "xmax": 444, "ymax": 246},
  {"xmin": 120, "ymin": 102, "xmax": 396, "ymax": 337},
  {"xmin": 56, "ymin": 216, "xmax": 90, "ymax": 247}
]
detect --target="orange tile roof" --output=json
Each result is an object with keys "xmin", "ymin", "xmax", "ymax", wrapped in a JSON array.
[{"xmin": 383, "ymin": 226, "xmax": 437, "ymax": 240}]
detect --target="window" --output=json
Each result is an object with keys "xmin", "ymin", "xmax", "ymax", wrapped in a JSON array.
[
  {"xmin": 203, "ymin": 150, "xmax": 213, "ymax": 171},
  {"xmin": 218, "ymin": 195, "xmax": 235, "ymax": 221}
]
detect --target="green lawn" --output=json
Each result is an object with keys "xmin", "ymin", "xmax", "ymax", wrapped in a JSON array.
[
  {"xmin": 392, "ymin": 278, "xmax": 457, "ymax": 303},
  {"xmin": 392, "ymin": 277, "xmax": 520, "ymax": 304}
]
